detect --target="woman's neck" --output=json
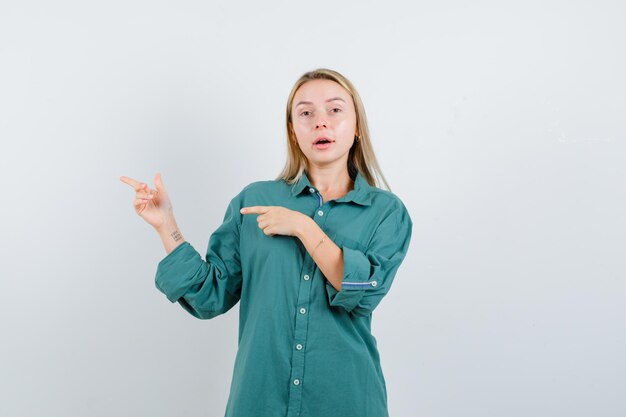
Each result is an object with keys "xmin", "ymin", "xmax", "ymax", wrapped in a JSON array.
[{"xmin": 308, "ymin": 169, "xmax": 353, "ymax": 195}]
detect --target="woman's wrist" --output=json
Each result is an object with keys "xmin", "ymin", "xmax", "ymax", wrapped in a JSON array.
[
  {"xmin": 156, "ymin": 215, "xmax": 186, "ymax": 254},
  {"xmin": 294, "ymin": 215, "xmax": 314, "ymax": 240}
]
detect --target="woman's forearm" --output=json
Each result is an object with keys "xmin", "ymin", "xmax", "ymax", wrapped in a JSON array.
[{"xmin": 296, "ymin": 216, "xmax": 344, "ymax": 292}]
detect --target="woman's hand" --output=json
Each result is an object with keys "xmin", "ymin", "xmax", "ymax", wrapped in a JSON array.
[
  {"xmin": 240, "ymin": 206, "xmax": 309, "ymax": 237},
  {"xmin": 120, "ymin": 173, "xmax": 174, "ymax": 230}
]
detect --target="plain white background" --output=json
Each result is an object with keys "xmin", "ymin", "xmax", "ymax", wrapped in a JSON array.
[{"xmin": 1, "ymin": 1, "xmax": 624, "ymax": 416}]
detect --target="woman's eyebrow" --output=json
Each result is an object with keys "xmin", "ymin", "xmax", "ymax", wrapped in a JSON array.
[{"xmin": 295, "ymin": 97, "xmax": 346, "ymax": 108}]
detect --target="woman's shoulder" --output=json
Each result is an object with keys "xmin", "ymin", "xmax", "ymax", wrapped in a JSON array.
[
  {"xmin": 231, "ymin": 178, "xmax": 285, "ymax": 200},
  {"xmin": 367, "ymin": 186, "xmax": 409, "ymax": 212},
  {"xmin": 241, "ymin": 178, "xmax": 284, "ymax": 192},
  {"xmin": 363, "ymin": 188, "xmax": 412, "ymax": 236}
]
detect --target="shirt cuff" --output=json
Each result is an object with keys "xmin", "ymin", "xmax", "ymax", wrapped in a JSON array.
[
  {"xmin": 155, "ymin": 241, "xmax": 203, "ymax": 302},
  {"xmin": 326, "ymin": 245, "xmax": 376, "ymax": 313}
]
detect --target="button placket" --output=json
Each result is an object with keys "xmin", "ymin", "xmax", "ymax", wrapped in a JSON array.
[
  {"xmin": 288, "ymin": 271, "xmax": 310, "ymax": 415},
  {"xmin": 313, "ymin": 189, "xmax": 323, "ymax": 209},
  {"xmin": 287, "ymin": 187, "xmax": 332, "ymax": 417}
]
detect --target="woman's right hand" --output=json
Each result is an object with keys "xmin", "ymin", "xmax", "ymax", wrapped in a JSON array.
[{"xmin": 120, "ymin": 173, "xmax": 173, "ymax": 230}]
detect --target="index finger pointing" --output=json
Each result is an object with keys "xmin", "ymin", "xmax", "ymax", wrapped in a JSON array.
[
  {"xmin": 120, "ymin": 176, "xmax": 146, "ymax": 191},
  {"xmin": 240, "ymin": 206, "xmax": 270, "ymax": 214}
]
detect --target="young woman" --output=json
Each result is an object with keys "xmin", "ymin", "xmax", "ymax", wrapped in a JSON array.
[{"xmin": 120, "ymin": 68, "xmax": 413, "ymax": 417}]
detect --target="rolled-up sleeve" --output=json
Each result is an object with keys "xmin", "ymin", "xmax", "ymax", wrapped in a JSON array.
[
  {"xmin": 154, "ymin": 192, "xmax": 243, "ymax": 320},
  {"xmin": 326, "ymin": 201, "xmax": 413, "ymax": 317}
]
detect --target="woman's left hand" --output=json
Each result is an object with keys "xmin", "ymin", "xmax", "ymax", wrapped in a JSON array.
[{"xmin": 240, "ymin": 206, "xmax": 308, "ymax": 237}]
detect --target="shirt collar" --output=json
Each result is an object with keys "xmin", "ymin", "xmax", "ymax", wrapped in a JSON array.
[{"xmin": 290, "ymin": 170, "xmax": 373, "ymax": 206}]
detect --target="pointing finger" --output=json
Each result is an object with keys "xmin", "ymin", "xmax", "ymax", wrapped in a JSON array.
[
  {"xmin": 240, "ymin": 206, "xmax": 270, "ymax": 214},
  {"xmin": 120, "ymin": 176, "xmax": 144, "ymax": 190},
  {"xmin": 121, "ymin": 176, "xmax": 150, "ymax": 193}
]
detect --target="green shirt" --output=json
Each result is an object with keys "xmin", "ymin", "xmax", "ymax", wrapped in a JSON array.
[{"xmin": 155, "ymin": 169, "xmax": 413, "ymax": 417}]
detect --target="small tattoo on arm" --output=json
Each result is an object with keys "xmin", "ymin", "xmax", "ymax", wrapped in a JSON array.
[{"xmin": 171, "ymin": 230, "xmax": 182, "ymax": 242}]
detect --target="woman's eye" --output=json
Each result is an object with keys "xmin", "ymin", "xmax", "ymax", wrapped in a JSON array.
[
  {"xmin": 301, "ymin": 111, "xmax": 311, "ymax": 116},
  {"xmin": 331, "ymin": 108, "xmax": 341, "ymax": 113}
]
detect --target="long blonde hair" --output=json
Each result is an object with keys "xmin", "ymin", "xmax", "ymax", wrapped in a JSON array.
[{"xmin": 276, "ymin": 68, "xmax": 392, "ymax": 192}]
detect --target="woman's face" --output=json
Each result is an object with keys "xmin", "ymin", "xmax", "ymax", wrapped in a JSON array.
[{"xmin": 291, "ymin": 79, "xmax": 357, "ymax": 169}]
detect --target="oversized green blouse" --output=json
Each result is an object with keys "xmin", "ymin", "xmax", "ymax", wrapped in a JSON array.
[{"xmin": 155, "ymin": 169, "xmax": 413, "ymax": 417}]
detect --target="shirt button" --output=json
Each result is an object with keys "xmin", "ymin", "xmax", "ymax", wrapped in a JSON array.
[
  {"xmin": 299, "ymin": 307, "xmax": 306, "ymax": 314},
  {"xmin": 293, "ymin": 379, "xmax": 300, "ymax": 385},
  {"xmin": 317, "ymin": 210, "xmax": 324, "ymax": 216},
  {"xmin": 371, "ymin": 280, "xmax": 378, "ymax": 287},
  {"xmin": 296, "ymin": 343, "xmax": 303, "ymax": 350},
  {"xmin": 309, "ymin": 188, "xmax": 315, "ymax": 193},
  {"xmin": 303, "ymin": 274, "xmax": 310, "ymax": 280}
]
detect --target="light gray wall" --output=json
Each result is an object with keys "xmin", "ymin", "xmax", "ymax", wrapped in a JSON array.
[{"xmin": 1, "ymin": 1, "xmax": 624, "ymax": 416}]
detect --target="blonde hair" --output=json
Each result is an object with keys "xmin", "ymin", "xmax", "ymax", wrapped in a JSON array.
[{"xmin": 276, "ymin": 68, "xmax": 392, "ymax": 192}]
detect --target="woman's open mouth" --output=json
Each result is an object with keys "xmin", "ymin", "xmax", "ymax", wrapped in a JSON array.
[{"xmin": 314, "ymin": 139, "xmax": 334, "ymax": 150}]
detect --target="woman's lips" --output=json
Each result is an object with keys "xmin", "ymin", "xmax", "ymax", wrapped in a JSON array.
[{"xmin": 314, "ymin": 141, "xmax": 334, "ymax": 150}]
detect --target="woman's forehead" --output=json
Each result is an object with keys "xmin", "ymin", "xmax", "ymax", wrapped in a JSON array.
[{"xmin": 293, "ymin": 80, "xmax": 351, "ymax": 105}]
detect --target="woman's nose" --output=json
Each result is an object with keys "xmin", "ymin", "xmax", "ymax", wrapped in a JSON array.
[{"xmin": 315, "ymin": 119, "xmax": 327, "ymax": 128}]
